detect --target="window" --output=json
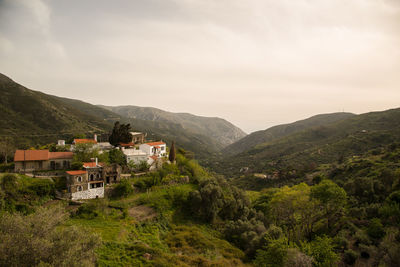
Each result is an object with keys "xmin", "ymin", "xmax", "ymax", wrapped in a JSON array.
[
  {"xmin": 90, "ymin": 174, "xmax": 94, "ymax": 181},
  {"xmin": 77, "ymin": 185, "xmax": 83, "ymax": 191},
  {"xmin": 50, "ymin": 161, "xmax": 56, "ymax": 170},
  {"xmin": 161, "ymin": 146, "xmax": 165, "ymax": 151},
  {"xmin": 97, "ymin": 173, "xmax": 101, "ymax": 179},
  {"xmin": 77, "ymin": 176, "xmax": 82, "ymax": 182}
]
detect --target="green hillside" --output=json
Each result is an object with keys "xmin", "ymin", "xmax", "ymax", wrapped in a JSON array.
[
  {"xmin": 223, "ymin": 112, "xmax": 354, "ymax": 156},
  {"xmin": 101, "ymin": 105, "xmax": 247, "ymax": 147},
  {"xmin": 215, "ymin": 108, "xmax": 400, "ymax": 177},
  {"xmin": 0, "ymin": 73, "xmax": 113, "ymax": 146},
  {"xmin": 0, "ymin": 73, "xmax": 232, "ymax": 159}
]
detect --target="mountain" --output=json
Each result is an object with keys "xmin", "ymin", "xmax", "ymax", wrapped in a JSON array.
[
  {"xmin": 0, "ymin": 73, "xmax": 113, "ymax": 146},
  {"xmin": 223, "ymin": 112, "xmax": 355, "ymax": 156},
  {"xmin": 215, "ymin": 108, "xmax": 400, "ymax": 176},
  {"xmin": 100, "ymin": 105, "xmax": 246, "ymax": 147},
  {"xmin": 0, "ymin": 73, "xmax": 240, "ymax": 158}
]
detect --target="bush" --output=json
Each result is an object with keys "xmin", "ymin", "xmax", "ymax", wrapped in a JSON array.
[
  {"xmin": 367, "ymin": 218, "xmax": 385, "ymax": 240},
  {"xmin": 0, "ymin": 206, "xmax": 100, "ymax": 266},
  {"xmin": 0, "ymin": 163, "xmax": 14, "ymax": 172},
  {"xmin": 27, "ymin": 179, "xmax": 55, "ymax": 197},
  {"xmin": 343, "ymin": 249, "xmax": 358, "ymax": 265},
  {"xmin": 112, "ymin": 179, "xmax": 134, "ymax": 198}
]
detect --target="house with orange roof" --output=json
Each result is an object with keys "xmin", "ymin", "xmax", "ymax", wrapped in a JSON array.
[
  {"xmin": 14, "ymin": 150, "xmax": 73, "ymax": 173},
  {"xmin": 139, "ymin": 141, "xmax": 167, "ymax": 158},
  {"xmin": 66, "ymin": 160, "xmax": 104, "ymax": 200}
]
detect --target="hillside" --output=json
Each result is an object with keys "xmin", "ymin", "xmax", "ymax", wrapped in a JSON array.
[
  {"xmin": 0, "ymin": 73, "xmax": 113, "ymax": 146},
  {"xmin": 0, "ymin": 73, "xmax": 232, "ymax": 158},
  {"xmin": 101, "ymin": 105, "xmax": 246, "ymax": 147},
  {"xmin": 215, "ymin": 108, "xmax": 400, "ymax": 176},
  {"xmin": 223, "ymin": 112, "xmax": 354, "ymax": 156}
]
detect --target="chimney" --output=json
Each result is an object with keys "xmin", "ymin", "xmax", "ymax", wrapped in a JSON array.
[
  {"xmin": 95, "ymin": 157, "xmax": 98, "ymax": 166},
  {"xmin": 94, "ymin": 134, "xmax": 97, "ymax": 142}
]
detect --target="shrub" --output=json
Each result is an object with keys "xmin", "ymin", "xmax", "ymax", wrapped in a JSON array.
[
  {"xmin": 367, "ymin": 218, "xmax": 385, "ymax": 240},
  {"xmin": 0, "ymin": 206, "xmax": 100, "ymax": 266},
  {"xmin": 27, "ymin": 179, "xmax": 55, "ymax": 197},
  {"xmin": 112, "ymin": 179, "xmax": 134, "ymax": 198},
  {"xmin": 343, "ymin": 249, "xmax": 358, "ymax": 265}
]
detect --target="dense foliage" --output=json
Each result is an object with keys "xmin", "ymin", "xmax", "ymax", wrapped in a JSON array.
[{"xmin": 108, "ymin": 121, "xmax": 132, "ymax": 146}]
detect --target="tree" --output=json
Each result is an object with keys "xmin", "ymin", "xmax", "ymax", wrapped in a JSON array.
[
  {"xmin": 108, "ymin": 149, "xmax": 126, "ymax": 165},
  {"xmin": 108, "ymin": 121, "xmax": 132, "ymax": 146},
  {"xmin": 169, "ymin": 141, "xmax": 176, "ymax": 163},
  {"xmin": 310, "ymin": 179, "xmax": 347, "ymax": 231},
  {"xmin": 0, "ymin": 137, "xmax": 14, "ymax": 164},
  {"xmin": 0, "ymin": 206, "xmax": 100, "ymax": 266},
  {"xmin": 269, "ymin": 183, "xmax": 318, "ymax": 242},
  {"xmin": 72, "ymin": 143, "xmax": 99, "ymax": 163},
  {"xmin": 301, "ymin": 236, "xmax": 339, "ymax": 267}
]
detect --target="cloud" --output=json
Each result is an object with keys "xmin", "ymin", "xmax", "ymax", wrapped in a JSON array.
[{"xmin": 0, "ymin": 0, "xmax": 399, "ymax": 132}]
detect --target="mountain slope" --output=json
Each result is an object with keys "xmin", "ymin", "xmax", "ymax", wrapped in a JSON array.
[
  {"xmin": 101, "ymin": 105, "xmax": 246, "ymax": 147},
  {"xmin": 0, "ymin": 73, "xmax": 113, "ymax": 146},
  {"xmin": 223, "ymin": 112, "xmax": 355, "ymax": 155},
  {"xmin": 216, "ymin": 108, "xmax": 400, "ymax": 176},
  {"xmin": 0, "ymin": 73, "xmax": 231, "ymax": 158}
]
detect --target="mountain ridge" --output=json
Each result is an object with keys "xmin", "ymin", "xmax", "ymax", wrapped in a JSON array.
[
  {"xmin": 100, "ymin": 105, "xmax": 247, "ymax": 147},
  {"xmin": 223, "ymin": 112, "xmax": 355, "ymax": 156}
]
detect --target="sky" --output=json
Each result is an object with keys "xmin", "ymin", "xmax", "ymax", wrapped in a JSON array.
[{"xmin": 0, "ymin": 0, "xmax": 399, "ymax": 133}]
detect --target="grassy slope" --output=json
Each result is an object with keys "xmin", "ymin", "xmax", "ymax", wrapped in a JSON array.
[
  {"xmin": 66, "ymin": 185, "xmax": 247, "ymax": 266},
  {"xmin": 216, "ymin": 108, "xmax": 400, "ymax": 177},
  {"xmin": 0, "ymin": 73, "xmax": 113, "ymax": 146}
]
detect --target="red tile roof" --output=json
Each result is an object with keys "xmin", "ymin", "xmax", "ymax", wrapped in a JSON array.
[
  {"xmin": 144, "ymin": 141, "xmax": 165, "ymax": 147},
  {"xmin": 83, "ymin": 162, "xmax": 104, "ymax": 168},
  {"xmin": 49, "ymin": 152, "xmax": 73, "ymax": 159},
  {"xmin": 66, "ymin": 170, "xmax": 87, "ymax": 175},
  {"xmin": 74, "ymin": 139, "xmax": 97, "ymax": 144},
  {"xmin": 14, "ymin": 150, "xmax": 73, "ymax": 162},
  {"xmin": 119, "ymin": 142, "xmax": 134, "ymax": 147}
]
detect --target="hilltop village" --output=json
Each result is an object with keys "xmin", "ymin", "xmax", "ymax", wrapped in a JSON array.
[{"xmin": 13, "ymin": 129, "xmax": 171, "ymax": 200}]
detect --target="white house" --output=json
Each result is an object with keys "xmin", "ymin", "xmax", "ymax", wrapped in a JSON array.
[
  {"xmin": 139, "ymin": 141, "xmax": 167, "ymax": 158},
  {"xmin": 123, "ymin": 147, "xmax": 149, "ymax": 165}
]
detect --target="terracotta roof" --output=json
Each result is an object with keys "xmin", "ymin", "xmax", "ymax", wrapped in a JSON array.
[
  {"xmin": 119, "ymin": 142, "xmax": 134, "ymax": 147},
  {"xmin": 74, "ymin": 139, "xmax": 97, "ymax": 144},
  {"xmin": 144, "ymin": 141, "xmax": 165, "ymax": 146},
  {"xmin": 49, "ymin": 152, "xmax": 73, "ymax": 159},
  {"xmin": 14, "ymin": 150, "xmax": 49, "ymax": 161},
  {"xmin": 83, "ymin": 162, "xmax": 104, "ymax": 168},
  {"xmin": 14, "ymin": 150, "xmax": 73, "ymax": 162},
  {"xmin": 66, "ymin": 170, "xmax": 87, "ymax": 175}
]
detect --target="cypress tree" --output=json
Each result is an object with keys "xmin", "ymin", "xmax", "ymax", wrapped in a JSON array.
[{"xmin": 169, "ymin": 141, "xmax": 176, "ymax": 163}]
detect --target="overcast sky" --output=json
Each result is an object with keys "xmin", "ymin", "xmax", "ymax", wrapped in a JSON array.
[{"xmin": 0, "ymin": 0, "xmax": 399, "ymax": 133}]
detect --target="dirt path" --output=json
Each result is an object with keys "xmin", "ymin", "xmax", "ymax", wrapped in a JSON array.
[{"xmin": 128, "ymin": 205, "xmax": 157, "ymax": 222}]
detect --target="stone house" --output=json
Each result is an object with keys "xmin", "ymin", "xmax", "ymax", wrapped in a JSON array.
[
  {"xmin": 14, "ymin": 150, "xmax": 73, "ymax": 173},
  {"xmin": 66, "ymin": 160, "xmax": 122, "ymax": 200},
  {"xmin": 130, "ymin": 132, "xmax": 146, "ymax": 144},
  {"xmin": 66, "ymin": 162, "xmax": 105, "ymax": 200},
  {"xmin": 103, "ymin": 163, "xmax": 122, "ymax": 185}
]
